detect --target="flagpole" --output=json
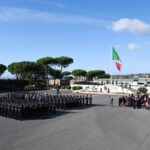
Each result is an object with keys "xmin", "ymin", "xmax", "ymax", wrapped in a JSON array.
[
  {"xmin": 111, "ymin": 45, "xmax": 113, "ymax": 85},
  {"xmin": 112, "ymin": 46, "xmax": 122, "ymax": 92}
]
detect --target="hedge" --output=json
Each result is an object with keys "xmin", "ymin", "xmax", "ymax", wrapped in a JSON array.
[
  {"xmin": 72, "ymin": 86, "xmax": 83, "ymax": 90},
  {"xmin": 0, "ymin": 79, "xmax": 29, "ymax": 92}
]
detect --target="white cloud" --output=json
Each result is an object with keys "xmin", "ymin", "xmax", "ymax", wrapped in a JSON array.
[
  {"xmin": 31, "ymin": 0, "xmax": 70, "ymax": 10},
  {"xmin": 128, "ymin": 43, "xmax": 143, "ymax": 50},
  {"xmin": 0, "ymin": 7, "xmax": 101, "ymax": 24},
  {"xmin": 112, "ymin": 18, "xmax": 150, "ymax": 35},
  {"xmin": 50, "ymin": 2, "xmax": 69, "ymax": 9}
]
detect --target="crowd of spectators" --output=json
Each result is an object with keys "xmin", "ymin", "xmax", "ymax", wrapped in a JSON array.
[{"xmin": 118, "ymin": 94, "xmax": 150, "ymax": 109}]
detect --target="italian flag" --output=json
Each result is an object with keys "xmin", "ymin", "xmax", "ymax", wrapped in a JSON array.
[{"xmin": 112, "ymin": 47, "xmax": 122, "ymax": 71}]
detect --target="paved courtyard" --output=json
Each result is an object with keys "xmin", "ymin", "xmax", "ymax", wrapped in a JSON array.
[{"xmin": 0, "ymin": 94, "xmax": 150, "ymax": 150}]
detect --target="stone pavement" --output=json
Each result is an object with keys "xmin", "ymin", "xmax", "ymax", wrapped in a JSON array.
[{"xmin": 0, "ymin": 95, "xmax": 150, "ymax": 150}]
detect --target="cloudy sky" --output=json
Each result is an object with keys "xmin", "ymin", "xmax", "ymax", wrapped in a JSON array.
[{"xmin": 0, "ymin": 0, "xmax": 150, "ymax": 77}]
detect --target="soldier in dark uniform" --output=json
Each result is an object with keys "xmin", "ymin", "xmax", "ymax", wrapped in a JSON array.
[
  {"xmin": 133, "ymin": 97, "xmax": 137, "ymax": 109},
  {"xmin": 118, "ymin": 97, "xmax": 122, "ymax": 106},
  {"xmin": 0, "ymin": 92, "xmax": 93, "ymax": 120},
  {"xmin": 100, "ymin": 88, "xmax": 102, "ymax": 93},
  {"xmin": 89, "ymin": 95, "xmax": 92, "ymax": 105},
  {"xmin": 137, "ymin": 96, "xmax": 142, "ymax": 109},
  {"xmin": 57, "ymin": 87, "xmax": 60, "ymax": 95},
  {"xmin": 86, "ymin": 95, "xmax": 89, "ymax": 106}
]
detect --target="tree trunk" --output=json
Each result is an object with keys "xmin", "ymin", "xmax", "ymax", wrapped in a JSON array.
[
  {"xmin": 60, "ymin": 66, "xmax": 63, "ymax": 86},
  {"xmin": 54, "ymin": 77, "xmax": 56, "ymax": 86},
  {"xmin": 45, "ymin": 65, "xmax": 49, "ymax": 89}
]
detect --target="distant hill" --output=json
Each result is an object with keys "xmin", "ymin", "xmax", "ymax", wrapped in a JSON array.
[{"xmin": 113, "ymin": 73, "xmax": 150, "ymax": 79}]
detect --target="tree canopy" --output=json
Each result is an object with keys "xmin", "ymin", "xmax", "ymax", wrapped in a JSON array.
[
  {"xmin": 36, "ymin": 57, "xmax": 57, "ymax": 88},
  {"xmin": 49, "ymin": 68, "xmax": 62, "ymax": 79},
  {"xmin": 37, "ymin": 57, "xmax": 56, "ymax": 66},
  {"xmin": 101, "ymin": 74, "xmax": 111, "ymax": 79},
  {"xmin": 5, "ymin": 55, "xmax": 110, "ymax": 89},
  {"xmin": 8, "ymin": 62, "xmax": 22, "ymax": 78},
  {"xmin": 62, "ymin": 71, "xmax": 71, "ymax": 76},
  {"xmin": 86, "ymin": 70, "xmax": 105, "ymax": 81},
  {"xmin": 48, "ymin": 68, "xmax": 62, "ymax": 85},
  {"xmin": 138, "ymin": 87, "xmax": 147, "ymax": 94},
  {"xmin": 62, "ymin": 71, "xmax": 71, "ymax": 79},
  {"xmin": 72, "ymin": 69, "xmax": 87, "ymax": 77},
  {"xmin": 55, "ymin": 56, "xmax": 73, "ymax": 71},
  {"xmin": 72, "ymin": 69, "xmax": 87, "ymax": 82},
  {"xmin": 8, "ymin": 61, "xmax": 46, "ymax": 88},
  {"xmin": 8, "ymin": 61, "xmax": 45, "ymax": 79},
  {"xmin": 0, "ymin": 64, "xmax": 6, "ymax": 76}
]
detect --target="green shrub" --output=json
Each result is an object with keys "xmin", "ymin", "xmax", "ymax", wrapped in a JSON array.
[
  {"xmin": 72, "ymin": 86, "xmax": 76, "ymax": 90},
  {"xmin": 61, "ymin": 86, "xmax": 71, "ymax": 90},
  {"xmin": 65, "ymin": 86, "xmax": 71, "ymax": 90},
  {"xmin": 0, "ymin": 79, "xmax": 28, "ymax": 92},
  {"xmin": 72, "ymin": 86, "xmax": 83, "ymax": 90},
  {"xmin": 53, "ymin": 85, "xmax": 60, "ymax": 89},
  {"xmin": 24, "ymin": 85, "xmax": 35, "ymax": 91},
  {"xmin": 61, "ymin": 86, "xmax": 65, "ymax": 89},
  {"xmin": 138, "ymin": 87, "xmax": 147, "ymax": 94}
]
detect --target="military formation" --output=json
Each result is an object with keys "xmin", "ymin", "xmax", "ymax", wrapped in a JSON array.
[{"xmin": 0, "ymin": 93, "xmax": 92, "ymax": 121}]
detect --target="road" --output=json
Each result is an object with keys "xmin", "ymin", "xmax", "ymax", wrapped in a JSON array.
[{"xmin": 0, "ymin": 95, "xmax": 150, "ymax": 150}]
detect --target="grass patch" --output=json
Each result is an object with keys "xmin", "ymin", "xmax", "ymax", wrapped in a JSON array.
[{"xmin": 113, "ymin": 92, "xmax": 129, "ymax": 95}]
